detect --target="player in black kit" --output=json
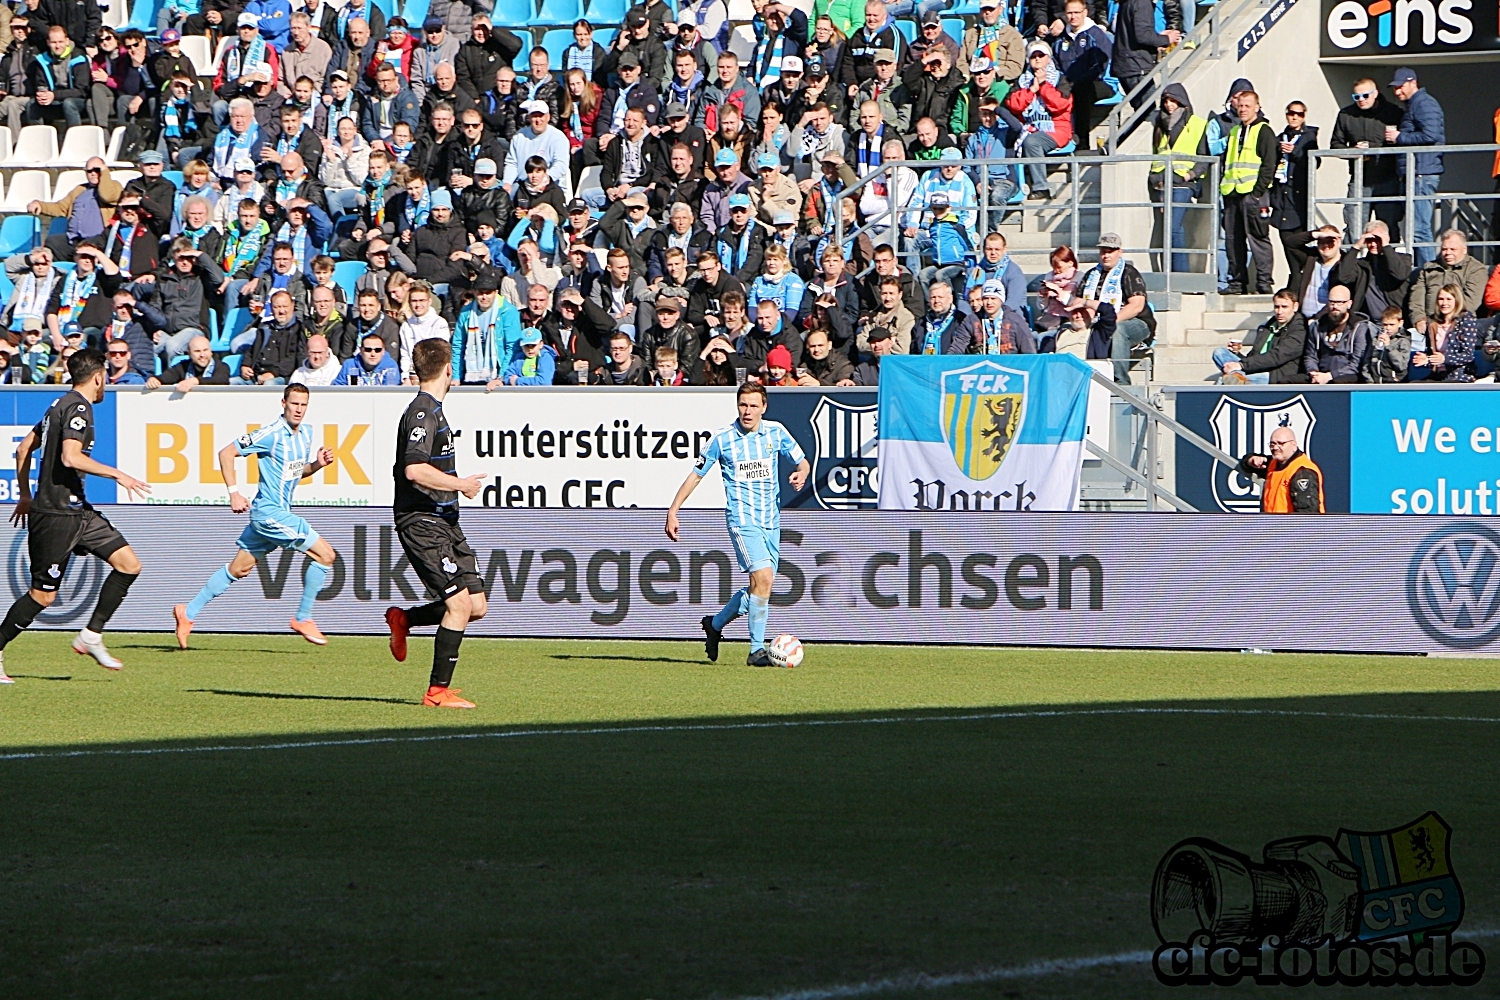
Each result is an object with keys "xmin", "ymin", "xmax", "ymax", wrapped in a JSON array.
[
  {"xmin": 0, "ymin": 350, "xmax": 152, "ymax": 683},
  {"xmin": 383, "ymin": 339, "xmax": 488, "ymax": 708}
]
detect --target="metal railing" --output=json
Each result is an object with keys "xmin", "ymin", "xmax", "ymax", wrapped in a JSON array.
[
  {"xmin": 1087, "ymin": 371, "xmax": 1238, "ymax": 511},
  {"xmin": 1101, "ymin": 0, "xmax": 1268, "ymax": 153},
  {"xmin": 1306, "ymin": 144, "xmax": 1500, "ymax": 259},
  {"xmin": 830, "ymin": 153, "xmax": 1223, "ymax": 293}
]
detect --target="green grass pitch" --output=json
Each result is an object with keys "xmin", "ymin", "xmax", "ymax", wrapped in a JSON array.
[{"xmin": 0, "ymin": 633, "xmax": 1497, "ymax": 999}]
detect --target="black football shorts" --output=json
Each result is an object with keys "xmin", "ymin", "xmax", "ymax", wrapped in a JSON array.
[
  {"xmin": 395, "ymin": 513, "xmax": 484, "ymax": 599},
  {"xmin": 27, "ymin": 509, "xmax": 128, "ymax": 593}
]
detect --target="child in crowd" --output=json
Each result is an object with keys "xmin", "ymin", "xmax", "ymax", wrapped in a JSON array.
[
  {"xmin": 653, "ymin": 346, "xmax": 686, "ymax": 385},
  {"xmin": 18, "ymin": 320, "xmax": 51, "ymax": 382}
]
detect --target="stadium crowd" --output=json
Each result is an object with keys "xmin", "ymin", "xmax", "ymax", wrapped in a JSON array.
[{"xmin": 0, "ymin": 0, "xmax": 1489, "ymax": 388}]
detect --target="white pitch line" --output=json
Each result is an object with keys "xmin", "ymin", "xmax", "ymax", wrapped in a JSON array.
[
  {"xmin": 1, "ymin": 705, "xmax": 1498, "ymax": 762},
  {"xmin": 724, "ymin": 927, "xmax": 1500, "ymax": 1000}
]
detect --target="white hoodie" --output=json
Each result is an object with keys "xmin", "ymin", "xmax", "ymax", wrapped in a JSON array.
[{"xmin": 399, "ymin": 310, "xmax": 451, "ymax": 380}]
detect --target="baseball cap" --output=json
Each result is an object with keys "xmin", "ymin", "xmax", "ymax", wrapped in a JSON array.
[
  {"xmin": 236, "ymin": 11, "xmax": 259, "ymax": 26},
  {"xmin": 755, "ymin": 152, "xmax": 780, "ymax": 171},
  {"xmin": 728, "ymin": 192, "xmax": 752, "ymax": 209},
  {"xmin": 714, "ymin": 148, "xmax": 738, "ymax": 167},
  {"xmin": 520, "ymin": 326, "xmax": 543, "ymax": 345},
  {"xmin": 22, "ymin": 317, "xmax": 42, "ymax": 332},
  {"xmin": 654, "ymin": 296, "xmax": 682, "ymax": 313},
  {"xmin": 626, "ymin": 9, "xmax": 647, "ymax": 26},
  {"xmin": 138, "ymin": 150, "xmax": 165, "ymax": 165},
  {"xmin": 970, "ymin": 56, "xmax": 993, "ymax": 74},
  {"xmin": 233, "ymin": 156, "xmax": 256, "ymax": 172},
  {"xmin": 330, "ymin": 69, "xmax": 350, "ymax": 82},
  {"xmin": 980, "ymin": 0, "xmax": 1000, "ymax": 7},
  {"xmin": 873, "ymin": 48, "xmax": 897, "ymax": 64},
  {"xmin": 474, "ymin": 157, "xmax": 497, "ymax": 176},
  {"xmin": 429, "ymin": 188, "xmax": 453, "ymax": 210},
  {"xmin": 920, "ymin": 9, "xmax": 942, "ymax": 25},
  {"xmin": 771, "ymin": 210, "xmax": 796, "ymax": 226},
  {"xmin": 618, "ymin": 52, "xmax": 641, "ymax": 70},
  {"xmin": 780, "ymin": 55, "xmax": 803, "ymax": 74},
  {"xmin": 522, "ymin": 99, "xmax": 548, "ymax": 115},
  {"xmin": 805, "ymin": 59, "xmax": 828, "ymax": 78},
  {"xmin": 982, "ymin": 279, "xmax": 1004, "ymax": 297},
  {"xmin": 1026, "ymin": 39, "xmax": 1052, "ymax": 58},
  {"xmin": 422, "ymin": 15, "xmax": 444, "ymax": 30},
  {"xmin": 665, "ymin": 102, "xmax": 689, "ymax": 119},
  {"xmin": 866, "ymin": 326, "xmax": 892, "ymax": 342},
  {"xmin": 160, "ymin": 28, "xmax": 181, "ymax": 42},
  {"xmin": 566, "ymin": 198, "xmax": 589, "ymax": 213},
  {"xmin": 766, "ymin": 345, "xmax": 793, "ymax": 369},
  {"xmin": 1389, "ymin": 66, "xmax": 1417, "ymax": 86},
  {"xmin": 929, "ymin": 192, "xmax": 950, "ymax": 209},
  {"xmin": 939, "ymin": 146, "xmax": 963, "ymax": 161},
  {"xmin": 474, "ymin": 273, "xmax": 501, "ymax": 292},
  {"xmin": 1097, "ymin": 232, "xmax": 1123, "ymax": 249}
]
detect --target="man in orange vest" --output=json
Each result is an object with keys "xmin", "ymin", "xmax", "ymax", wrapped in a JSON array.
[{"xmin": 1238, "ymin": 425, "xmax": 1325, "ymax": 513}]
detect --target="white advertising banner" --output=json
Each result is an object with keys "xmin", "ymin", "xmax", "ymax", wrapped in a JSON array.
[{"xmin": 114, "ymin": 387, "xmax": 728, "ymax": 509}]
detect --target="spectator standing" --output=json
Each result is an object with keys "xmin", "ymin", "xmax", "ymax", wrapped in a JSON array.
[
  {"xmin": 1110, "ymin": 0, "xmax": 1178, "ymax": 107},
  {"xmin": 1214, "ymin": 287, "xmax": 1308, "ymax": 384},
  {"xmin": 1054, "ymin": 0, "xmax": 1111, "ymax": 141},
  {"xmin": 1149, "ymin": 83, "xmax": 1207, "ymax": 274},
  {"xmin": 1330, "ymin": 77, "xmax": 1404, "ymax": 242},
  {"xmin": 840, "ymin": 1, "xmax": 906, "ymax": 102},
  {"xmin": 1386, "ymin": 68, "xmax": 1443, "ymax": 268},
  {"xmin": 1219, "ymin": 89, "xmax": 1277, "ymax": 295},
  {"xmin": 961, "ymin": 0, "xmax": 1023, "ymax": 89},
  {"xmin": 1302, "ymin": 285, "xmax": 1371, "ymax": 384},
  {"xmin": 0, "ymin": 17, "xmax": 36, "ymax": 140},
  {"xmin": 1268, "ymin": 100, "xmax": 1318, "ymax": 284}
]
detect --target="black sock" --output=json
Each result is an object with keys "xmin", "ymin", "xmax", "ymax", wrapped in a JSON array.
[
  {"xmin": 0, "ymin": 594, "xmax": 45, "ymax": 649},
  {"xmin": 430, "ymin": 626, "xmax": 464, "ymax": 688},
  {"xmin": 88, "ymin": 571, "xmax": 139, "ymax": 634},
  {"xmin": 406, "ymin": 600, "xmax": 447, "ymax": 628}
]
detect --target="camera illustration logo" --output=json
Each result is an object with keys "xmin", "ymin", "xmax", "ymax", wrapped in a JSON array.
[
  {"xmin": 1407, "ymin": 523, "xmax": 1500, "ymax": 650},
  {"xmin": 1151, "ymin": 813, "xmax": 1485, "ymax": 986},
  {"xmin": 6, "ymin": 535, "xmax": 104, "ymax": 626}
]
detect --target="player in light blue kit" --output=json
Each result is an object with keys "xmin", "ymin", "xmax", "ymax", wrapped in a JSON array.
[
  {"xmin": 665, "ymin": 381, "xmax": 810, "ymax": 666},
  {"xmin": 172, "ymin": 383, "xmax": 339, "ymax": 648}
]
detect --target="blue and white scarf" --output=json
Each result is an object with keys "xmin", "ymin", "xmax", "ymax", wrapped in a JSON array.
[
  {"xmin": 162, "ymin": 97, "xmax": 195, "ymax": 139},
  {"xmin": 364, "ymin": 169, "xmax": 393, "ymax": 226},
  {"xmin": 921, "ymin": 308, "xmax": 957, "ymax": 355},
  {"xmin": 57, "ymin": 268, "xmax": 97, "ymax": 326},
  {"xmin": 751, "ymin": 19, "xmax": 786, "ymax": 89},
  {"xmin": 1014, "ymin": 63, "xmax": 1062, "ymax": 140},
  {"xmin": 103, "ymin": 221, "xmax": 138, "ymax": 276},
  {"xmin": 1081, "ymin": 259, "xmax": 1126, "ymax": 308},
  {"xmin": 224, "ymin": 36, "xmax": 268, "ymax": 81},
  {"xmin": 276, "ymin": 125, "xmax": 305, "ymax": 159},
  {"xmin": 855, "ymin": 125, "xmax": 884, "ymax": 175},
  {"xmin": 401, "ymin": 185, "xmax": 431, "ymax": 231},
  {"xmin": 212, "ymin": 122, "xmax": 260, "ymax": 178},
  {"xmin": 276, "ymin": 221, "xmax": 311, "ymax": 271},
  {"xmin": 325, "ymin": 93, "xmax": 357, "ymax": 136},
  {"xmin": 564, "ymin": 42, "xmax": 594, "ymax": 80},
  {"xmin": 460, "ymin": 300, "xmax": 501, "ymax": 381},
  {"xmin": 610, "ymin": 82, "xmax": 636, "ymax": 133},
  {"xmin": 716, "ymin": 224, "xmax": 753, "ymax": 274}
]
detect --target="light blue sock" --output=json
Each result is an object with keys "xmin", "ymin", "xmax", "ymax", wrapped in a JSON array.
[
  {"xmin": 712, "ymin": 588, "xmax": 748, "ymax": 631},
  {"xmin": 297, "ymin": 560, "xmax": 330, "ymax": 622},
  {"xmin": 185, "ymin": 565, "xmax": 236, "ymax": 621},
  {"xmin": 746, "ymin": 593, "xmax": 769, "ymax": 651}
]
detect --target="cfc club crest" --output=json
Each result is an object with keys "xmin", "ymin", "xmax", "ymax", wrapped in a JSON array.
[
  {"xmin": 1210, "ymin": 394, "xmax": 1316, "ymax": 513},
  {"xmin": 810, "ymin": 397, "xmax": 878, "ymax": 510},
  {"xmin": 1337, "ymin": 813, "xmax": 1464, "ymax": 941},
  {"xmin": 939, "ymin": 360, "xmax": 1027, "ymax": 481},
  {"xmin": 1406, "ymin": 523, "xmax": 1500, "ymax": 650}
]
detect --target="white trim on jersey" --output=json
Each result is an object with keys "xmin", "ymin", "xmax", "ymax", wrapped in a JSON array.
[
  {"xmin": 235, "ymin": 417, "xmax": 314, "ymax": 514},
  {"xmin": 695, "ymin": 419, "xmax": 806, "ymax": 529}
]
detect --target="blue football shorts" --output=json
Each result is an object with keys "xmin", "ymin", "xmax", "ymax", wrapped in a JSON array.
[
  {"xmin": 728, "ymin": 522, "xmax": 779, "ymax": 574},
  {"xmin": 236, "ymin": 512, "xmax": 320, "ymax": 556}
]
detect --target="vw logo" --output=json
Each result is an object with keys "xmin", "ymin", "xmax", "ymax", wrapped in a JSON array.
[
  {"xmin": 1407, "ymin": 524, "xmax": 1500, "ymax": 649},
  {"xmin": 6, "ymin": 535, "xmax": 104, "ymax": 627}
]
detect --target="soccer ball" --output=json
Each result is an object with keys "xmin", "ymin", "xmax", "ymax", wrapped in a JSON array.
[{"xmin": 767, "ymin": 633, "xmax": 804, "ymax": 669}]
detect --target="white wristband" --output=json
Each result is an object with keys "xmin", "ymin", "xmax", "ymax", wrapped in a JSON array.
[{"xmin": 228, "ymin": 487, "xmax": 242, "ymax": 498}]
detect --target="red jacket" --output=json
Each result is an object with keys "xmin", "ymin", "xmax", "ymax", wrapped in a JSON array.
[
  {"xmin": 1004, "ymin": 79, "xmax": 1074, "ymax": 148},
  {"xmin": 365, "ymin": 36, "xmax": 416, "ymax": 86},
  {"xmin": 213, "ymin": 40, "xmax": 282, "ymax": 97}
]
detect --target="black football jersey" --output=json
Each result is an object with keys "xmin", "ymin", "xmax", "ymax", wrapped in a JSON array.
[
  {"xmin": 31, "ymin": 390, "xmax": 94, "ymax": 514},
  {"xmin": 393, "ymin": 391, "xmax": 459, "ymax": 518}
]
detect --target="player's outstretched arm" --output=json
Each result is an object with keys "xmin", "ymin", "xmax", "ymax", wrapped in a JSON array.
[
  {"xmin": 664, "ymin": 470, "xmax": 702, "ymax": 542},
  {"xmin": 788, "ymin": 458, "xmax": 811, "ymax": 492},
  {"xmin": 405, "ymin": 463, "xmax": 484, "ymax": 499},
  {"xmin": 9, "ymin": 430, "xmax": 36, "ymax": 526},
  {"xmin": 61, "ymin": 439, "xmax": 151, "ymax": 502}
]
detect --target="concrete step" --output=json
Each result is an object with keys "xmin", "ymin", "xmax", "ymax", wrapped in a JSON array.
[
  {"xmin": 1154, "ymin": 345, "xmax": 1220, "ymax": 365},
  {"xmin": 1201, "ymin": 311, "xmax": 1260, "ymax": 331},
  {"xmin": 1183, "ymin": 329, "xmax": 1238, "ymax": 347}
]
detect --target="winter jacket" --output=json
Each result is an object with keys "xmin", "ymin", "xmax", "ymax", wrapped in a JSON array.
[
  {"xmin": 1329, "ymin": 96, "xmax": 1405, "ymax": 186},
  {"xmin": 359, "ymin": 85, "xmax": 420, "ymax": 144},
  {"xmin": 456, "ymin": 30, "xmax": 524, "ymax": 101},
  {"xmin": 1238, "ymin": 313, "xmax": 1309, "ymax": 383},
  {"xmin": 1268, "ymin": 124, "xmax": 1318, "ymax": 232},
  {"xmin": 1110, "ymin": 0, "xmax": 1172, "ymax": 83},
  {"xmin": 1303, "ymin": 310, "xmax": 1373, "ymax": 383},
  {"xmin": 1406, "ymin": 254, "xmax": 1487, "ymax": 322},
  {"xmin": 1055, "ymin": 21, "xmax": 1111, "ymax": 86},
  {"xmin": 243, "ymin": 317, "xmax": 307, "ymax": 380},
  {"xmin": 1335, "ymin": 244, "xmax": 1412, "ymax": 321},
  {"xmin": 1395, "ymin": 88, "xmax": 1445, "ymax": 176},
  {"xmin": 1363, "ymin": 327, "xmax": 1411, "ymax": 383},
  {"xmin": 1004, "ymin": 71, "xmax": 1074, "ymax": 148},
  {"xmin": 840, "ymin": 22, "xmax": 905, "ymax": 93}
]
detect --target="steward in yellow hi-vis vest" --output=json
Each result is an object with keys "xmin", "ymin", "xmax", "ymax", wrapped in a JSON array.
[
  {"xmin": 1149, "ymin": 82, "xmax": 1210, "ymax": 273},
  {"xmin": 1219, "ymin": 90, "xmax": 1278, "ymax": 296},
  {"xmin": 1237, "ymin": 427, "xmax": 1325, "ymax": 513}
]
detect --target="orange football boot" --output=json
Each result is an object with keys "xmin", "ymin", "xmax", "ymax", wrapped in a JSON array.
[{"xmin": 423, "ymin": 686, "xmax": 475, "ymax": 708}]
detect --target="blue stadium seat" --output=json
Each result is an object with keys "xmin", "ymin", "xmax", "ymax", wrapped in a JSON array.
[
  {"xmin": 0, "ymin": 270, "xmax": 13, "ymax": 305},
  {"xmin": 401, "ymin": 0, "xmax": 432, "ymax": 29},
  {"xmin": 215, "ymin": 307, "xmax": 252, "ymax": 353},
  {"xmin": 491, "ymin": 0, "xmax": 535, "ymax": 22},
  {"xmin": 333, "ymin": 260, "xmax": 366, "ymax": 299},
  {"xmin": 941, "ymin": 16, "xmax": 964, "ymax": 45},
  {"xmin": 541, "ymin": 28, "xmax": 575, "ymax": 69},
  {"xmin": 169, "ymin": 354, "xmax": 189, "ymax": 367},
  {"xmin": 163, "ymin": 169, "xmax": 184, "ymax": 189},
  {"xmin": 221, "ymin": 353, "xmax": 242, "ymax": 372},
  {"xmin": 53, "ymin": 261, "xmax": 74, "ymax": 274},
  {"xmin": 1047, "ymin": 138, "xmax": 1077, "ymax": 155},
  {"xmin": 371, "ymin": 0, "xmax": 394, "ymax": 17},
  {"xmin": 47, "ymin": 216, "xmax": 66, "ymax": 238},
  {"xmin": 595, "ymin": 27, "xmax": 617, "ymax": 47},
  {"xmin": 0, "ymin": 215, "xmax": 38, "ymax": 257},
  {"xmin": 588, "ymin": 0, "xmax": 628, "ymax": 22},
  {"xmin": 126, "ymin": 0, "xmax": 162, "ymax": 33},
  {"xmin": 538, "ymin": 0, "xmax": 584, "ymax": 23}
]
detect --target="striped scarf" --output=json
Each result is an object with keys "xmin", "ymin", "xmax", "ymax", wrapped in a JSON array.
[
  {"xmin": 276, "ymin": 125, "xmax": 305, "ymax": 159},
  {"xmin": 104, "ymin": 221, "xmax": 138, "ymax": 276},
  {"xmin": 212, "ymin": 122, "xmax": 260, "ymax": 179},
  {"xmin": 460, "ymin": 300, "xmax": 502, "ymax": 381},
  {"xmin": 980, "ymin": 314, "xmax": 1016, "ymax": 354},
  {"xmin": 716, "ymin": 224, "xmax": 753, "ymax": 274},
  {"xmin": 222, "ymin": 219, "xmax": 269, "ymax": 274},
  {"xmin": 402, "ymin": 185, "xmax": 431, "ymax": 231},
  {"xmin": 1014, "ymin": 63, "xmax": 1062, "ymax": 137},
  {"xmin": 224, "ymin": 36, "xmax": 268, "ymax": 81},
  {"xmin": 276, "ymin": 222, "xmax": 311, "ymax": 271},
  {"xmin": 751, "ymin": 23, "xmax": 786, "ymax": 89},
  {"xmin": 855, "ymin": 126, "xmax": 884, "ymax": 175},
  {"xmin": 13, "ymin": 270, "xmax": 57, "ymax": 323},
  {"xmin": 162, "ymin": 97, "xmax": 195, "ymax": 139},
  {"xmin": 57, "ymin": 268, "xmax": 97, "ymax": 327},
  {"xmin": 364, "ymin": 169, "xmax": 393, "ymax": 226},
  {"xmin": 564, "ymin": 43, "xmax": 594, "ymax": 80}
]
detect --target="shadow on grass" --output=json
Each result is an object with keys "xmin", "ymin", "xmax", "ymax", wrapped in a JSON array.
[
  {"xmin": 187, "ymin": 689, "xmax": 413, "ymax": 706},
  {"xmin": 9, "ymin": 674, "xmax": 73, "ymax": 681},
  {"xmin": 549, "ymin": 654, "xmax": 707, "ymax": 665}
]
